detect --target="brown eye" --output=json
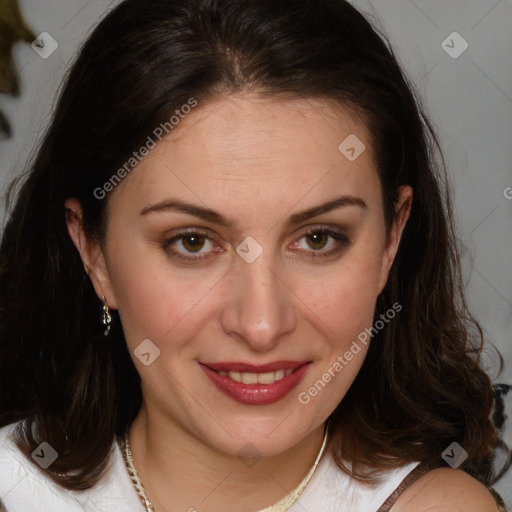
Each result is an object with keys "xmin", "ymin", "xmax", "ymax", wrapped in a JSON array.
[
  {"xmin": 305, "ymin": 231, "xmax": 329, "ymax": 250},
  {"xmin": 290, "ymin": 227, "xmax": 351, "ymax": 259},
  {"xmin": 181, "ymin": 234, "xmax": 206, "ymax": 253},
  {"xmin": 163, "ymin": 229, "xmax": 222, "ymax": 262}
]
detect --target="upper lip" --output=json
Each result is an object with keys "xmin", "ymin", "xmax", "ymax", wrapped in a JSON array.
[{"xmin": 201, "ymin": 360, "xmax": 310, "ymax": 373}]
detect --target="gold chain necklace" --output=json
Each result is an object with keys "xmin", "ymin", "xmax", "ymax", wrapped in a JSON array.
[{"xmin": 119, "ymin": 431, "xmax": 328, "ymax": 512}]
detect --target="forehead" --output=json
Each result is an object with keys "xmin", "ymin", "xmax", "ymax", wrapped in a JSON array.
[
  {"xmin": 164, "ymin": 94, "xmax": 373, "ymax": 167},
  {"xmin": 108, "ymin": 94, "xmax": 380, "ymax": 217}
]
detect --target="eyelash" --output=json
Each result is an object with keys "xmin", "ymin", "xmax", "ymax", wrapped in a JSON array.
[{"xmin": 162, "ymin": 227, "xmax": 351, "ymax": 262}]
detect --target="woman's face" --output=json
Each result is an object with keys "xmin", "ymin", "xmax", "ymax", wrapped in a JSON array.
[{"xmin": 70, "ymin": 94, "xmax": 411, "ymax": 457}]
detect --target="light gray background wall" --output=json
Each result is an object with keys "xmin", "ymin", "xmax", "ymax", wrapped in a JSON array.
[{"xmin": 0, "ymin": 0, "xmax": 511, "ymax": 504}]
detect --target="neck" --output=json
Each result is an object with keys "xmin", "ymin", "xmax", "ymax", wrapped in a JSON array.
[{"xmin": 127, "ymin": 404, "xmax": 327, "ymax": 512}]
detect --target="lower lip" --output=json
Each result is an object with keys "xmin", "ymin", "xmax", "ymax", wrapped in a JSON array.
[{"xmin": 200, "ymin": 363, "xmax": 311, "ymax": 405}]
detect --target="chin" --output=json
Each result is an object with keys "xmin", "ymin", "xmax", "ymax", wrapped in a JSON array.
[{"xmin": 195, "ymin": 412, "xmax": 322, "ymax": 459}]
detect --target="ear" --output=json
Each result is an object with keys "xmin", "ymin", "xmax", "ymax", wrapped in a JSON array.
[
  {"xmin": 64, "ymin": 198, "xmax": 117, "ymax": 309},
  {"xmin": 377, "ymin": 185, "xmax": 413, "ymax": 294}
]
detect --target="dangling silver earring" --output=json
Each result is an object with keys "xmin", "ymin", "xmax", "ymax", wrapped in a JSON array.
[{"xmin": 102, "ymin": 296, "xmax": 112, "ymax": 336}]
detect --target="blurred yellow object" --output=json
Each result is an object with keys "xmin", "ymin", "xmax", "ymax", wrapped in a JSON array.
[{"xmin": 0, "ymin": 0, "xmax": 36, "ymax": 138}]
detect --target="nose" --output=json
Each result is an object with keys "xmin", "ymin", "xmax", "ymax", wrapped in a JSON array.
[{"xmin": 220, "ymin": 250, "xmax": 297, "ymax": 353}]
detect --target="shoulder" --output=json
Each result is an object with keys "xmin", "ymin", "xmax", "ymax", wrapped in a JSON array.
[
  {"xmin": 393, "ymin": 467, "xmax": 499, "ymax": 512},
  {"xmin": 0, "ymin": 421, "xmax": 70, "ymax": 509},
  {"xmin": 0, "ymin": 421, "xmax": 32, "ymax": 487},
  {"xmin": 0, "ymin": 421, "xmax": 143, "ymax": 511}
]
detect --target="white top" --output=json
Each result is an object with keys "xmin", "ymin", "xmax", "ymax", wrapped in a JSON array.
[{"xmin": 0, "ymin": 422, "xmax": 420, "ymax": 512}]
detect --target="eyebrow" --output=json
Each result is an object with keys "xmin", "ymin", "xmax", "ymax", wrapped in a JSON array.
[{"xmin": 140, "ymin": 195, "xmax": 367, "ymax": 227}]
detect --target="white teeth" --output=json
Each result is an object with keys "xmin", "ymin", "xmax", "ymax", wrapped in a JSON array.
[
  {"xmin": 228, "ymin": 371, "xmax": 242, "ymax": 382},
  {"xmin": 241, "ymin": 372, "xmax": 258, "ymax": 384},
  {"xmin": 257, "ymin": 372, "xmax": 275, "ymax": 384},
  {"xmin": 222, "ymin": 369, "xmax": 293, "ymax": 384}
]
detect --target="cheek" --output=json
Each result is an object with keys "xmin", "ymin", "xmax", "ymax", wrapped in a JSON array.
[
  {"xmin": 304, "ymin": 246, "xmax": 385, "ymax": 337},
  {"xmin": 104, "ymin": 235, "xmax": 210, "ymax": 349},
  {"xmin": 294, "ymin": 252, "xmax": 382, "ymax": 414}
]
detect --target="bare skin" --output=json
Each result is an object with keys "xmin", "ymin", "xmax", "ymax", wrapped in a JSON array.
[
  {"xmin": 66, "ymin": 94, "xmax": 495, "ymax": 512},
  {"xmin": 393, "ymin": 467, "xmax": 499, "ymax": 512}
]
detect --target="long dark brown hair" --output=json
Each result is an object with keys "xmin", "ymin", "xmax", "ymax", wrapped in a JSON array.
[{"xmin": 0, "ymin": 0, "xmax": 505, "ymax": 491}]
